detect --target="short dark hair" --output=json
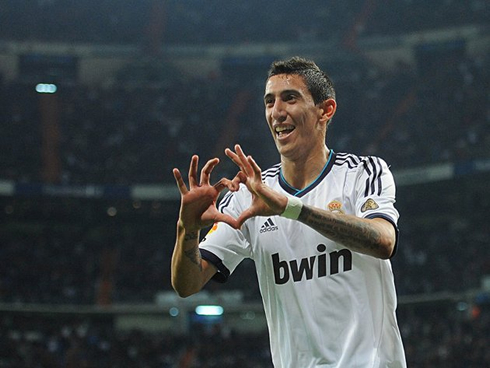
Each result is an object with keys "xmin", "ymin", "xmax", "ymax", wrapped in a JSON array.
[{"xmin": 267, "ymin": 56, "xmax": 336, "ymax": 105}]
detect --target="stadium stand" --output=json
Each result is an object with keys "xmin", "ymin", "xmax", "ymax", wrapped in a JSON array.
[{"xmin": 1, "ymin": 0, "xmax": 489, "ymax": 366}]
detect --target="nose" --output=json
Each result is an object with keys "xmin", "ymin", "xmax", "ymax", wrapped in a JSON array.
[{"xmin": 270, "ymin": 99, "xmax": 287, "ymax": 123}]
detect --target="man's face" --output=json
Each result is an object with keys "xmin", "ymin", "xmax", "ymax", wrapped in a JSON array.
[{"xmin": 264, "ymin": 74, "xmax": 326, "ymax": 160}]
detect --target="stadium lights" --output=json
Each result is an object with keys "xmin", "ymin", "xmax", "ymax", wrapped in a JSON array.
[
  {"xmin": 169, "ymin": 307, "xmax": 179, "ymax": 317},
  {"xmin": 195, "ymin": 305, "xmax": 224, "ymax": 316},
  {"xmin": 35, "ymin": 83, "xmax": 57, "ymax": 94}
]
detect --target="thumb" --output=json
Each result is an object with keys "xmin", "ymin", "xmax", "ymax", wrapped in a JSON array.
[
  {"xmin": 214, "ymin": 212, "xmax": 241, "ymax": 230},
  {"xmin": 235, "ymin": 208, "xmax": 256, "ymax": 229},
  {"xmin": 231, "ymin": 171, "xmax": 247, "ymax": 191}
]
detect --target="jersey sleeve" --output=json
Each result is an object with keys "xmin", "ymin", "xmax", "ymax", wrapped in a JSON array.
[
  {"xmin": 199, "ymin": 187, "xmax": 252, "ymax": 283},
  {"xmin": 353, "ymin": 156, "xmax": 399, "ymax": 222},
  {"xmin": 352, "ymin": 156, "xmax": 400, "ymax": 255}
]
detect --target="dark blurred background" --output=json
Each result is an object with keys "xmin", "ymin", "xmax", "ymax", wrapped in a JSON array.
[{"xmin": 0, "ymin": 0, "xmax": 489, "ymax": 367}]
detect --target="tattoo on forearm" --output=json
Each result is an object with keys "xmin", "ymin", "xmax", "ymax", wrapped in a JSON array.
[
  {"xmin": 181, "ymin": 231, "xmax": 202, "ymax": 270},
  {"xmin": 299, "ymin": 205, "xmax": 381, "ymax": 252},
  {"xmin": 184, "ymin": 232, "xmax": 198, "ymax": 241},
  {"xmin": 184, "ymin": 247, "xmax": 203, "ymax": 271}
]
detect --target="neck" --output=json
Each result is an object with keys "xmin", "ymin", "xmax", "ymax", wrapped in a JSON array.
[{"xmin": 281, "ymin": 145, "xmax": 330, "ymax": 190}]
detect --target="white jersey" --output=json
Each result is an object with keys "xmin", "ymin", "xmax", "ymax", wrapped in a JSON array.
[{"xmin": 200, "ymin": 151, "xmax": 406, "ymax": 368}]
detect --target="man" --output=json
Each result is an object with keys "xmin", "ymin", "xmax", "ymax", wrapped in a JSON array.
[{"xmin": 172, "ymin": 57, "xmax": 406, "ymax": 367}]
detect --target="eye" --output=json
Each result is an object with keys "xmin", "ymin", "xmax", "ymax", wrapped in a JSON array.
[
  {"xmin": 284, "ymin": 93, "xmax": 297, "ymax": 102},
  {"xmin": 264, "ymin": 97, "xmax": 274, "ymax": 106}
]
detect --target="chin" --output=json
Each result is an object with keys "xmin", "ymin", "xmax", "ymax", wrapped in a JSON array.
[{"xmin": 277, "ymin": 146, "xmax": 297, "ymax": 160}]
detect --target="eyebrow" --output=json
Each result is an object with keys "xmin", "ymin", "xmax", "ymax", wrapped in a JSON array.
[{"xmin": 263, "ymin": 89, "xmax": 301, "ymax": 101}]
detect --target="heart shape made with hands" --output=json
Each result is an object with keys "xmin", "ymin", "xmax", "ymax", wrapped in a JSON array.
[{"xmin": 173, "ymin": 145, "xmax": 288, "ymax": 231}]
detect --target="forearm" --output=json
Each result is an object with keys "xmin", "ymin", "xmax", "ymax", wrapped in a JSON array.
[
  {"xmin": 297, "ymin": 205, "xmax": 395, "ymax": 259},
  {"xmin": 171, "ymin": 222, "xmax": 207, "ymax": 297}
]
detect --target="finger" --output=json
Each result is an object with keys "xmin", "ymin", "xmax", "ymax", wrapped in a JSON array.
[
  {"xmin": 200, "ymin": 158, "xmax": 219, "ymax": 186},
  {"xmin": 214, "ymin": 171, "xmax": 245, "ymax": 192},
  {"xmin": 226, "ymin": 171, "xmax": 247, "ymax": 191},
  {"xmin": 247, "ymin": 156, "xmax": 262, "ymax": 176},
  {"xmin": 234, "ymin": 144, "xmax": 253, "ymax": 175},
  {"xmin": 213, "ymin": 212, "xmax": 241, "ymax": 230},
  {"xmin": 234, "ymin": 144, "xmax": 247, "ymax": 164},
  {"xmin": 225, "ymin": 148, "xmax": 244, "ymax": 171},
  {"xmin": 213, "ymin": 178, "xmax": 227, "ymax": 193},
  {"xmin": 235, "ymin": 208, "xmax": 256, "ymax": 228},
  {"xmin": 232, "ymin": 171, "xmax": 247, "ymax": 189},
  {"xmin": 214, "ymin": 178, "xmax": 234, "ymax": 193},
  {"xmin": 173, "ymin": 168, "xmax": 188, "ymax": 195},
  {"xmin": 188, "ymin": 155, "xmax": 199, "ymax": 188},
  {"xmin": 226, "ymin": 145, "xmax": 249, "ymax": 171}
]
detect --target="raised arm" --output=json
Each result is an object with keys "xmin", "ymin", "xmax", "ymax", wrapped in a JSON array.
[
  {"xmin": 171, "ymin": 155, "xmax": 241, "ymax": 297},
  {"xmin": 225, "ymin": 145, "xmax": 396, "ymax": 259}
]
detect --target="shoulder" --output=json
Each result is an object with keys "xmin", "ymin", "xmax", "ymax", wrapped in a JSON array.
[
  {"xmin": 333, "ymin": 152, "xmax": 364, "ymax": 170},
  {"xmin": 333, "ymin": 152, "xmax": 391, "ymax": 175},
  {"xmin": 261, "ymin": 163, "xmax": 281, "ymax": 182},
  {"xmin": 333, "ymin": 152, "xmax": 394, "ymax": 195}
]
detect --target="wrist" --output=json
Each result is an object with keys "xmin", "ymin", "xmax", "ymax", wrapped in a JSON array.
[
  {"xmin": 280, "ymin": 196, "xmax": 303, "ymax": 220},
  {"xmin": 177, "ymin": 220, "xmax": 201, "ymax": 235}
]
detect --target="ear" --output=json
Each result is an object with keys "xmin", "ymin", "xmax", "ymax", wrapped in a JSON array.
[{"xmin": 318, "ymin": 98, "xmax": 337, "ymax": 124}]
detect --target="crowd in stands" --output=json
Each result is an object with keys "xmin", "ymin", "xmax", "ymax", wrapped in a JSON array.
[
  {"xmin": 392, "ymin": 176, "xmax": 490, "ymax": 296},
  {"xmin": 1, "ymin": 44, "xmax": 489, "ymax": 305},
  {"xmin": 0, "ymin": 73, "xmax": 242, "ymax": 184},
  {"xmin": 1, "ymin": 301, "xmax": 489, "ymax": 367},
  {"xmin": 365, "ymin": 53, "xmax": 490, "ymax": 168},
  {"xmin": 399, "ymin": 301, "xmax": 490, "ymax": 367},
  {"xmin": 0, "ymin": 312, "xmax": 274, "ymax": 367},
  {"xmin": 0, "ymin": 195, "xmax": 259, "ymax": 305},
  {"xmin": 1, "ymin": 0, "xmax": 488, "ymax": 46},
  {"xmin": 0, "ymin": 0, "xmax": 354, "ymax": 46},
  {"xmin": 1, "ymin": 49, "xmax": 489, "ymax": 185},
  {"xmin": 1, "ymin": 171, "xmax": 489, "ymax": 305},
  {"xmin": 363, "ymin": 0, "xmax": 489, "ymax": 36},
  {"xmin": 1, "ymin": 2, "xmax": 490, "ymax": 366},
  {"xmin": 0, "ymin": 0, "xmax": 153, "ymax": 45}
]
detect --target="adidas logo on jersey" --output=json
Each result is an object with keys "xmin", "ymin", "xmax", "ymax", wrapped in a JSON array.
[{"xmin": 260, "ymin": 218, "xmax": 278, "ymax": 233}]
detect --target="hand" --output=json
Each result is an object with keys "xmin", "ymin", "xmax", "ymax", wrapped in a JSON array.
[
  {"xmin": 173, "ymin": 155, "xmax": 242, "ymax": 231},
  {"xmin": 225, "ymin": 144, "xmax": 288, "ymax": 227}
]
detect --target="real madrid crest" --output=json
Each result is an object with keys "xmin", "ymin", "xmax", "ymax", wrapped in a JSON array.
[{"xmin": 327, "ymin": 200, "xmax": 344, "ymax": 214}]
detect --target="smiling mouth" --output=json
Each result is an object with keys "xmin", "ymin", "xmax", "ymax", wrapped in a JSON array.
[{"xmin": 275, "ymin": 125, "xmax": 295, "ymax": 138}]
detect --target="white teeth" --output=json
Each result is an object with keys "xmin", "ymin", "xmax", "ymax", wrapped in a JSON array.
[{"xmin": 275, "ymin": 126, "xmax": 294, "ymax": 133}]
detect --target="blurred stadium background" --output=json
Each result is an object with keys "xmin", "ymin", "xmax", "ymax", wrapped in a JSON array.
[{"xmin": 1, "ymin": 0, "xmax": 489, "ymax": 367}]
